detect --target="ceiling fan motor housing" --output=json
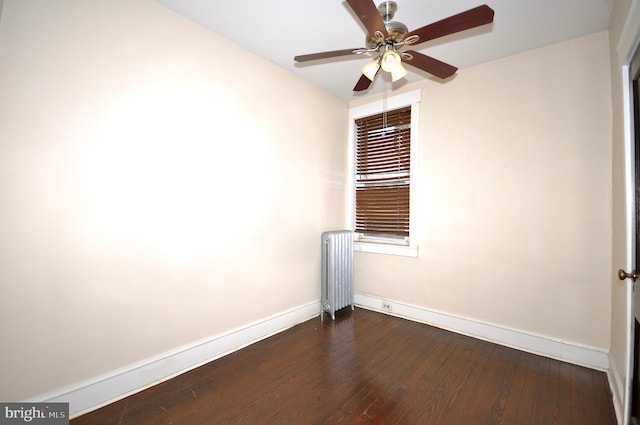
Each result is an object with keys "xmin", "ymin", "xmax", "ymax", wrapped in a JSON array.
[{"xmin": 366, "ymin": 1, "xmax": 408, "ymax": 49}]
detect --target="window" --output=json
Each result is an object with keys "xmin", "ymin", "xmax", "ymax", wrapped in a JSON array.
[
  {"xmin": 355, "ymin": 106, "xmax": 411, "ymax": 239},
  {"xmin": 348, "ymin": 90, "xmax": 420, "ymax": 257}
]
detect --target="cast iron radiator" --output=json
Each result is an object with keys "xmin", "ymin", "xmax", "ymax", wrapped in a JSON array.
[{"xmin": 321, "ymin": 230, "xmax": 354, "ymax": 320}]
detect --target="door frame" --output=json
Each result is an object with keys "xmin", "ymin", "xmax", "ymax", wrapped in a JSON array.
[{"xmin": 619, "ymin": 2, "xmax": 640, "ymax": 423}]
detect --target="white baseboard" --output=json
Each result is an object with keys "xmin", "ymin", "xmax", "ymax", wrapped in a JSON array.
[
  {"xmin": 38, "ymin": 301, "xmax": 321, "ymax": 418},
  {"xmin": 355, "ymin": 292, "xmax": 610, "ymax": 371}
]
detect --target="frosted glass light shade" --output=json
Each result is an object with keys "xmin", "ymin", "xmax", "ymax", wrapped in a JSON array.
[
  {"xmin": 391, "ymin": 63, "xmax": 408, "ymax": 82},
  {"xmin": 381, "ymin": 50, "xmax": 401, "ymax": 72},
  {"xmin": 361, "ymin": 60, "xmax": 380, "ymax": 81}
]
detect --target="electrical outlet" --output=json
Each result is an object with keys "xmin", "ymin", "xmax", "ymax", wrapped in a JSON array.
[{"xmin": 381, "ymin": 302, "xmax": 392, "ymax": 312}]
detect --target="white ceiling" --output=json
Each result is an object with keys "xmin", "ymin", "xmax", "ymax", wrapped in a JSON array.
[{"xmin": 155, "ymin": 0, "xmax": 611, "ymax": 101}]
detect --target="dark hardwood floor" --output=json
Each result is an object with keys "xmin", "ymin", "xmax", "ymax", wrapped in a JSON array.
[{"xmin": 71, "ymin": 308, "xmax": 617, "ymax": 424}]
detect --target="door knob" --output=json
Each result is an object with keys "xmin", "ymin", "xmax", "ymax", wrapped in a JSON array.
[{"xmin": 618, "ymin": 269, "xmax": 638, "ymax": 281}]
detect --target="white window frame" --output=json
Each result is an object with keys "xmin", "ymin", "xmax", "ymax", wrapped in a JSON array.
[{"xmin": 347, "ymin": 89, "xmax": 421, "ymax": 257}]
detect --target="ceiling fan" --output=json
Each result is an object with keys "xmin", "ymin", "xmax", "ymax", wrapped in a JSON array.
[{"xmin": 294, "ymin": 0, "xmax": 494, "ymax": 92}]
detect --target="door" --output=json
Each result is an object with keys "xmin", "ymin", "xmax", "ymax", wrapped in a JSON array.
[{"xmin": 622, "ymin": 44, "xmax": 640, "ymax": 425}]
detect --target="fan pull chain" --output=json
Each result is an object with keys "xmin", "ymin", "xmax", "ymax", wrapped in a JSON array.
[{"xmin": 382, "ymin": 75, "xmax": 390, "ymax": 134}]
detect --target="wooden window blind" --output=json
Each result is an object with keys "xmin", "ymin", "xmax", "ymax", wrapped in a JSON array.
[{"xmin": 355, "ymin": 105, "xmax": 411, "ymax": 238}]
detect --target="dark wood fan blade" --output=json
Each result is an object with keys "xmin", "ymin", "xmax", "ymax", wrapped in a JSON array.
[
  {"xmin": 294, "ymin": 48, "xmax": 363, "ymax": 62},
  {"xmin": 353, "ymin": 73, "xmax": 375, "ymax": 92},
  {"xmin": 346, "ymin": 0, "xmax": 388, "ymax": 39},
  {"xmin": 403, "ymin": 50, "xmax": 457, "ymax": 79},
  {"xmin": 404, "ymin": 5, "xmax": 494, "ymax": 46}
]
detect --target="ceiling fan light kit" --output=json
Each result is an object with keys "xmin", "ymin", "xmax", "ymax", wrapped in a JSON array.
[{"xmin": 294, "ymin": 0, "xmax": 495, "ymax": 92}]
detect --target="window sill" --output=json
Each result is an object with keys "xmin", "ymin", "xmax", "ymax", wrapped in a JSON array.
[{"xmin": 355, "ymin": 242, "xmax": 418, "ymax": 257}]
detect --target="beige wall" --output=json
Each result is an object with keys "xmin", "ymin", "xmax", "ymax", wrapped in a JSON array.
[
  {"xmin": 352, "ymin": 32, "xmax": 613, "ymax": 349},
  {"xmin": 0, "ymin": 0, "xmax": 348, "ymax": 401}
]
